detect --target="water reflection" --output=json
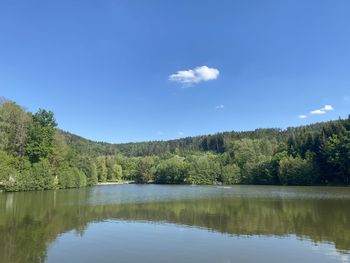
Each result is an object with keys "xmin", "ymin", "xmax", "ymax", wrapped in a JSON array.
[{"xmin": 0, "ymin": 185, "xmax": 349, "ymax": 263}]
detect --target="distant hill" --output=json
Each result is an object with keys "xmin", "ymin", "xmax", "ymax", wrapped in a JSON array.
[{"xmin": 58, "ymin": 117, "xmax": 349, "ymax": 157}]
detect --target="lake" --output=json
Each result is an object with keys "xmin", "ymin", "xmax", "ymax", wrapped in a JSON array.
[{"xmin": 1, "ymin": 185, "xmax": 350, "ymax": 263}]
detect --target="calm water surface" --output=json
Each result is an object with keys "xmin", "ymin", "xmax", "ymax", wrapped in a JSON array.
[{"xmin": 1, "ymin": 185, "xmax": 350, "ymax": 263}]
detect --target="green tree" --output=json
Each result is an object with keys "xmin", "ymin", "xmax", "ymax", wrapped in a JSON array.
[
  {"xmin": 95, "ymin": 156, "xmax": 107, "ymax": 182},
  {"xmin": 186, "ymin": 154, "xmax": 220, "ymax": 184},
  {"xmin": 278, "ymin": 155, "xmax": 315, "ymax": 185},
  {"xmin": 221, "ymin": 163, "xmax": 241, "ymax": 184},
  {"xmin": 118, "ymin": 156, "xmax": 137, "ymax": 180},
  {"xmin": 33, "ymin": 109, "xmax": 57, "ymax": 128},
  {"xmin": 134, "ymin": 157, "xmax": 155, "ymax": 183},
  {"xmin": 25, "ymin": 109, "xmax": 57, "ymax": 163},
  {"xmin": 78, "ymin": 157, "xmax": 98, "ymax": 186},
  {"xmin": 6, "ymin": 159, "xmax": 55, "ymax": 191},
  {"xmin": 112, "ymin": 164, "xmax": 123, "ymax": 181},
  {"xmin": 105, "ymin": 157, "xmax": 123, "ymax": 181},
  {"xmin": 52, "ymin": 131, "xmax": 69, "ymax": 166},
  {"xmin": 155, "ymin": 155, "xmax": 188, "ymax": 184},
  {"xmin": 0, "ymin": 102, "xmax": 31, "ymax": 157},
  {"xmin": 58, "ymin": 165, "xmax": 87, "ymax": 188},
  {"xmin": 324, "ymin": 132, "xmax": 350, "ymax": 184},
  {"xmin": 0, "ymin": 151, "xmax": 16, "ymax": 183}
]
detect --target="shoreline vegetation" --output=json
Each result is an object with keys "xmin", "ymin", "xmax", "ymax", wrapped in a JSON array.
[{"xmin": 0, "ymin": 97, "xmax": 349, "ymax": 192}]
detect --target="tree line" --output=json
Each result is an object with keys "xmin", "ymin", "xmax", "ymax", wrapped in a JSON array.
[{"xmin": 0, "ymin": 98, "xmax": 349, "ymax": 191}]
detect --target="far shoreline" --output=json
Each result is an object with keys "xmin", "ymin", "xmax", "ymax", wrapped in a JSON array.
[{"xmin": 96, "ymin": 181, "xmax": 134, "ymax": 186}]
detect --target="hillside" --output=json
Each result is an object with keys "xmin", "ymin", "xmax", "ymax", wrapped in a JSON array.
[
  {"xmin": 59, "ymin": 118, "xmax": 349, "ymax": 157},
  {"xmin": 1, "ymin": 99, "xmax": 349, "ymax": 191}
]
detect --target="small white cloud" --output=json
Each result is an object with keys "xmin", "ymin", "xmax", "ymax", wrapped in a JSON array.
[
  {"xmin": 216, "ymin": 104, "xmax": 224, "ymax": 109},
  {"xmin": 310, "ymin": 104, "xmax": 334, "ymax": 115},
  {"xmin": 310, "ymin": 109, "xmax": 326, "ymax": 115},
  {"xmin": 157, "ymin": 131, "xmax": 164, "ymax": 135},
  {"xmin": 169, "ymin": 66, "xmax": 219, "ymax": 86},
  {"xmin": 177, "ymin": 131, "xmax": 184, "ymax": 136},
  {"xmin": 321, "ymin": 104, "xmax": 334, "ymax": 111},
  {"xmin": 301, "ymin": 104, "xmax": 334, "ymax": 119}
]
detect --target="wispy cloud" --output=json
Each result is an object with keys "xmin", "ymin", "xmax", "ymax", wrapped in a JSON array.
[
  {"xmin": 169, "ymin": 66, "xmax": 219, "ymax": 86},
  {"xmin": 298, "ymin": 115, "xmax": 307, "ymax": 119},
  {"xmin": 177, "ymin": 131, "xmax": 184, "ymax": 136},
  {"xmin": 310, "ymin": 109, "xmax": 326, "ymax": 115},
  {"xmin": 215, "ymin": 104, "xmax": 224, "ymax": 109}
]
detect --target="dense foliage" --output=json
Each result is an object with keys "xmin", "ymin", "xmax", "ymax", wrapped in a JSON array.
[{"xmin": 0, "ymin": 98, "xmax": 349, "ymax": 191}]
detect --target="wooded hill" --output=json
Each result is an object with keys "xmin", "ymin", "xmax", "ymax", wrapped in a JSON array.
[{"xmin": 1, "ymin": 98, "xmax": 349, "ymax": 191}]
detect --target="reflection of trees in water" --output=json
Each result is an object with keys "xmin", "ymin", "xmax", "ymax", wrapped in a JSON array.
[{"xmin": 0, "ymin": 189, "xmax": 350, "ymax": 263}]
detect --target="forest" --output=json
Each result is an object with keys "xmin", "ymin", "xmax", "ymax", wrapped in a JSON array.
[{"xmin": 0, "ymin": 98, "xmax": 349, "ymax": 191}]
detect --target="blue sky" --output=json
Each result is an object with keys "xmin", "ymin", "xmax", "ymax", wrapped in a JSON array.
[{"xmin": 0, "ymin": 0, "xmax": 349, "ymax": 143}]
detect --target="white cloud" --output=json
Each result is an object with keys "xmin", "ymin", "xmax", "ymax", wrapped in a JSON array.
[
  {"xmin": 216, "ymin": 104, "xmax": 224, "ymax": 109},
  {"xmin": 310, "ymin": 104, "xmax": 334, "ymax": 115},
  {"xmin": 321, "ymin": 104, "xmax": 334, "ymax": 111},
  {"xmin": 177, "ymin": 131, "xmax": 184, "ymax": 136},
  {"xmin": 169, "ymin": 66, "xmax": 219, "ymax": 86},
  {"xmin": 310, "ymin": 109, "xmax": 326, "ymax": 115},
  {"xmin": 299, "ymin": 104, "xmax": 334, "ymax": 119}
]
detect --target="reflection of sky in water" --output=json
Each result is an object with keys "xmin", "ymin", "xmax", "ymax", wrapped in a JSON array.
[
  {"xmin": 84, "ymin": 185, "xmax": 350, "ymax": 205},
  {"xmin": 312, "ymin": 243, "xmax": 349, "ymax": 263},
  {"xmin": 47, "ymin": 221, "xmax": 348, "ymax": 263},
  {"xmin": 2, "ymin": 185, "xmax": 350, "ymax": 263}
]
